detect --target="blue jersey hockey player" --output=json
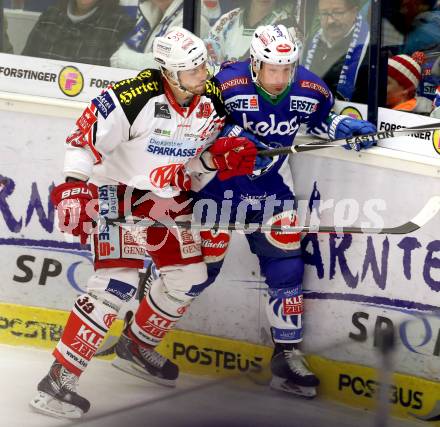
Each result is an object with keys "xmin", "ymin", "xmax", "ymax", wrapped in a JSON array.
[{"xmin": 113, "ymin": 24, "xmax": 377, "ymax": 398}]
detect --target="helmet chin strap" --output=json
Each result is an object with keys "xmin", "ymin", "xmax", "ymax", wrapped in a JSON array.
[{"xmin": 161, "ymin": 68, "xmax": 197, "ymax": 98}]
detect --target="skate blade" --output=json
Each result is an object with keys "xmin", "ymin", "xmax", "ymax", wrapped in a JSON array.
[
  {"xmin": 270, "ymin": 376, "xmax": 317, "ymax": 399},
  {"xmin": 29, "ymin": 391, "xmax": 84, "ymax": 419},
  {"xmin": 112, "ymin": 357, "xmax": 176, "ymax": 388}
]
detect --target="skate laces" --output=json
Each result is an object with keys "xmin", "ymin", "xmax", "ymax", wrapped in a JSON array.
[
  {"xmin": 51, "ymin": 363, "xmax": 79, "ymax": 393},
  {"xmin": 284, "ymin": 349, "xmax": 313, "ymax": 377},
  {"xmin": 139, "ymin": 346, "xmax": 166, "ymax": 368},
  {"xmin": 59, "ymin": 367, "xmax": 79, "ymax": 393}
]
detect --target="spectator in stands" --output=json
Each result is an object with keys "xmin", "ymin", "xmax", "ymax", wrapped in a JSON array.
[
  {"xmin": 205, "ymin": 0, "xmax": 301, "ymax": 67},
  {"xmin": 382, "ymin": 0, "xmax": 440, "ymax": 52},
  {"xmin": 110, "ymin": 0, "xmax": 209, "ymax": 70},
  {"xmin": 400, "ymin": 1, "xmax": 440, "ymax": 101},
  {"xmin": 302, "ymin": 0, "xmax": 369, "ymax": 103},
  {"xmin": 387, "ymin": 51, "xmax": 433, "ymax": 114},
  {"xmin": 402, "ymin": 0, "xmax": 440, "ymax": 54},
  {"xmin": 201, "ymin": 0, "xmax": 251, "ymax": 26},
  {"xmin": 22, "ymin": 0, "xmax": 134, "ymax": 66}
]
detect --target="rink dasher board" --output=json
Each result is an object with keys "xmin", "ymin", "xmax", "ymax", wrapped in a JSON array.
[
  {"xmin": 289, "ymin": 155, "xmax": 440, "ymax": 411},
  {"xmin": 1, "ymin": 301, "xmax": 440, "ymax": 423},
  {"xmin": 376, "ymin": 108, "xmax": 440, "ymax": 159},
  {"xmin": 0, "ymin": 76, "xmax": 440, "ymax": 422},
  {"xmin": 333, "ymin": 100, "xmax": 440, "ymax": 158},
  {"xmin": 1, "ymin": 103, "xmax": 440, "ymax": 371},
  {"xmin": 0, "ymin": 53, "xmax": 136, "ymax": 103}
]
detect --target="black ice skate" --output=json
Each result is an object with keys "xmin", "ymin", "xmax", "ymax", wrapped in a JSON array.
[
  {"xmin": 270, "ymin": 344, "xmax": 320, "ymax": 398},
  {"xmin": 29, "ymin": 361, "xmax": 90, "ymax": 419},
  {"xmin": 112, "ymin": 329, "xmax": 179, "ymax": 387}
]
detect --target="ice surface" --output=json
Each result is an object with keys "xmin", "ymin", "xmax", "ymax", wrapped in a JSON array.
[{"xmin": 0, "ymin": 345, "xmax": 425, "ymax": 427}]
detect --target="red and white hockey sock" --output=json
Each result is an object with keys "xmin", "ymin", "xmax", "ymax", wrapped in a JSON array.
[
  {"xmin": 130, "ymin": 278, "xmax": 187, "ymax": 347},
  {"xmin": 53, "ymin": 293, "xmax": 117, "ymax": 376}
]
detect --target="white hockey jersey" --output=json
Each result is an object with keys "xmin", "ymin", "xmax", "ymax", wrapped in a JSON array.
[{"xmin": 64, "ymin": 68, "xmax": 226, "ymax": 198}]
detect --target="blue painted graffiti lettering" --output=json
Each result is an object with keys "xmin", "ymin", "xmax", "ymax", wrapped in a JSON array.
[
  {"xmin": 361, "ymin": 237, "xmax": 389, "ymax": 290},
  {"xmin": 329, "ymin": 234, "xmax": 359, "ymax": 288},
  {"xmin": 302, "ymin": 182, "xmax": 440, "ymax": 292},
  {"xmin": 303, "ymin": 234, "xmax": 440, "ymax": 291},
  {"xmin": 0, "ymin": 175, "xmax": 54, "ymax": 233},
  {"xmin": 25, "ymin": 182, "xmax": 54, "ymax": 232},
  {"xmin": 308, "ymin": 181, "xmax": 321, "ymax": 216},
  {"xmin": 397, "ymin": 237, "xmax": 422, "ymax": 280},
  {"xmin": 0, "ymin": 176, "xmax": 22, "ymax": 232},
  {"xmin": 301, "ymin": 234, "xmax": 324, "ymax": 279},
  {"xmin": 424, "ymin": 241, "xmax": 440, "ymax": 291}
]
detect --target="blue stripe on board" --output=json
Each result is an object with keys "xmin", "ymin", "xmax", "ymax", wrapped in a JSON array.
[
  {"xmin": 3, "ymin": 238, "xmax": 437, "ymax": 314},
  {"xmin": 0, "ymin": 238, "xmax": 88, "ymax": 251},
  {"xmin": 303, "ymin": 291, "xmax": 440, "ymax": 313},
  {"xmin": 240, "ymin": 284, "xmax": 440, "ymax": 313}
]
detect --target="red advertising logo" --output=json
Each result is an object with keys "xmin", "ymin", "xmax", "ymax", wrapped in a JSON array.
[
  {"xmin": 76, "ymin": 107, "xmax": 97, "ymax": 134},
  {"xmin": 282, "ymin": 295, "xmax": 304, "ymax": 315},
  {"xmin": 103, "ymin": 313, "xmax": 117, "ymax": 329},
  {"xmin": 177, "ymin": 305, "xmax": 187, "ymax": 315},
  {"xmin": 276, "ymin": 44, "xmax": 292, "ymax": 53},
  {"xmin": 200, "ymin": 229, "xmax": 230, "ymax": 262},
  {"xmin": 150, "ymin": 163, "xmax": 184, "ymax": 188},
  {"xmin": 99, "ymin": 242, "xmax": 114, "ymax": 257}
]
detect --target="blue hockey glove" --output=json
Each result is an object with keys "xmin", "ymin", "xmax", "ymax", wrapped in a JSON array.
[
  {"xmin": 328, "ymin": 114, "xmax": 377, "ymax": 151},
  {"xmin": 221, "ymin": 124, "xmax": 272, "ymax": 170}
]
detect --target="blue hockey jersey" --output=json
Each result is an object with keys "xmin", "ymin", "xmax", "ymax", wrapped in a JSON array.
[{"xmin": 198, "ymin": 60, "xmax": 334, "ymax": 204}]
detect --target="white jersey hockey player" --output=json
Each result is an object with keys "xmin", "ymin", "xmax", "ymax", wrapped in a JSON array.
[{"xmin": 29, "ymin": 27, "xmax": 257, "ymax": 419}]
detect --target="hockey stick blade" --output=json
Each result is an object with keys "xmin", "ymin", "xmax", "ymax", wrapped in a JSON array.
[
  {"xmin": 391, "ymin": 121, "xmax": 440, "ymax": 132},
  {"xmin": 106, "ymin": 196, "xmax": 440, "ymax": 235},
  {"xmin": 258, "ymin": 122, "xmax": 440, "ymax": 157},
  {"xmin": 403, "ymin": 195, "xmax": 440, "ymax": 229}
]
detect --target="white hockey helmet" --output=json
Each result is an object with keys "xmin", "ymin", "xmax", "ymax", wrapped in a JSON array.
[
  {"xmin": 153, "ymin": 27, "xmax": 208, "ymax": 76},
  {"xmin": 250, "ymin": 24, "xmax": 300, "ymax": 84}
]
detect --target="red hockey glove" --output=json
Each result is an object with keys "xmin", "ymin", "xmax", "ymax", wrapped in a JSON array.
[
  {"xmin": 50, "ymin": 181, "xmax": 98, "ymax": 244},
  {"xmin": 209, "ymin": 136, "xmax": 257, "ymax": 181},
  {"xmin": 171, "ymin": 165, "xmax": 191, "ymax": 191}
]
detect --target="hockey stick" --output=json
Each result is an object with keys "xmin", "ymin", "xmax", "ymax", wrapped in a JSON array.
[
  {"xmin": 258, "ymin": 122, "xmax": 440, "ymax": 157},
  {"xmin": 106, "ymin": 195, "xmax": 440, "ymax": 235}
]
